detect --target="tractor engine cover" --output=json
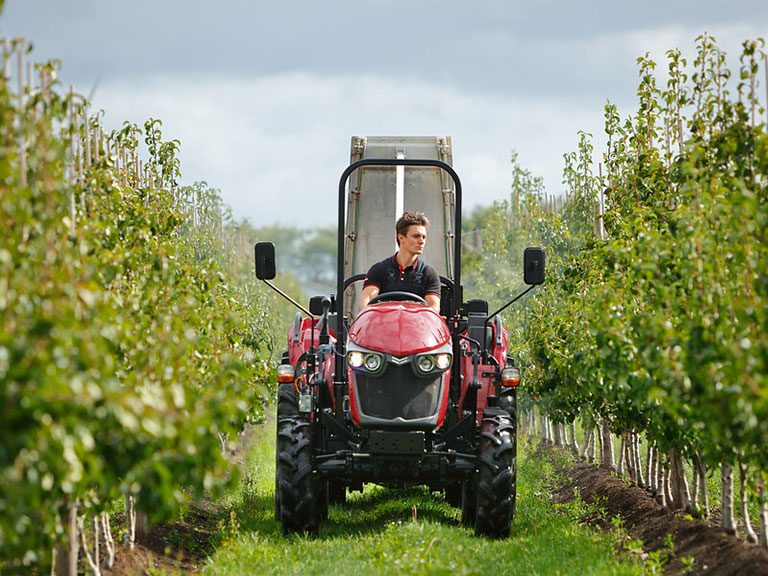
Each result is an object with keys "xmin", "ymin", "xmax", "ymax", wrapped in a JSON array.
[{"xmin": 347, "ymin": 302, "xmax": 452, "ymax": 430}]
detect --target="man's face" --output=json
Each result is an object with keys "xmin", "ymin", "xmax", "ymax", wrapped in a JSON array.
[{"xmin": 398, "ymin": 225, "xmax": 427, "ymax": 255}]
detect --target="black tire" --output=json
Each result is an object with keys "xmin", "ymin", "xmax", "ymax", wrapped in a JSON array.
[
  {"xmin": 276, "ymin": 417, "xmax": 322, "ymax": 535},
  {"xmin": 498, "ymin": 389, "xmax": 517, "ymax": 421},
  {"xmin": 461, "ymin": 479, "xmax": 476, "ymax": 526},
  {"xmin": 274, "ymin": 382, "xmax": 299, "ymax": 519},
  {"xmin": 445, "ymin": 482, "xmax": 462, "ymax": 508},
  {"xmin": 474, "ymin": 411, "xmax": 517, "ymax": 538},
  {"xmin": 277, "ymin": 382, "xmax": 299, "ymax": 416}
]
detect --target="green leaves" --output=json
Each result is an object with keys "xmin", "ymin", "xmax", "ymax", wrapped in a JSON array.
[
  {"xmin": 0, "ymin": 46, "xmax": 275, "ymax": 568},
  {"xmin": 465, "ymin": 36, "xmax": 767, "ymax": 476}
]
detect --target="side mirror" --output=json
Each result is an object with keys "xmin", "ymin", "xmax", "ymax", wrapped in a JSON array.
[
  {"xmin": 309, "ymin": 295, "xmax": 331, "ymax": 316},
  {"xmin": 255, "ymin": 242, "xmax": 276, "ymax": 280},
  {"xmin": 523, "ymin": 247, "xmax": 545, "ymax": 285}
]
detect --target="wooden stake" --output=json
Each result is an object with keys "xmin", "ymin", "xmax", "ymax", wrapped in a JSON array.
[
  {"xmin": 84, "ymin": 104, "xmax": 92, "ymax": 169},
  {"xmin": 17, "ymin": 44, "xmax": 27, "ymax": 187}
]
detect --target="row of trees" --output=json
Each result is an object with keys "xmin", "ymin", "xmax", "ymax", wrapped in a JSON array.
[
  {"xmin": 465, "ymin": 35, "xmax": 767, "ymax": 545},
  {"xmin": 0, "ymin": 38, "xmax": 278, "ymax": 571}
]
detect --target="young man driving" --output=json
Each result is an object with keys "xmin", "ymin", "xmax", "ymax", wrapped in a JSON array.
[{"xmin": 359, "ymin": 211, "xmax": 442, "ymax": 314}]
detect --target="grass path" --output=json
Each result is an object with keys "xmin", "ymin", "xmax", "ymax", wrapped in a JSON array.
[{"xmin": 202, "ymin": 425, "xmax": 643, "ymax": 576}]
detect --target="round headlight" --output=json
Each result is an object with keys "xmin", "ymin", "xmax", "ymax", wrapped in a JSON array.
[
  {"xmin": 435, "ymin": 353, "xmax": 452, "ymax": 370},
  {"xmin": 348, "ymin": 351, "xmax": 364, "ymax": 368},
  {"xmin": 416, "ymin": 354, "xmax": 436, "ymax": 373},
  {"xmin": 364, "ymin": 353, "xmax": 382, "ymax": 372}
]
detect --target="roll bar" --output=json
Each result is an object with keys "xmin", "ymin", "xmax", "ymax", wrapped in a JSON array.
[{"xmin": 335, "ymin": 158, "xmax": 463, "ymax": 380}]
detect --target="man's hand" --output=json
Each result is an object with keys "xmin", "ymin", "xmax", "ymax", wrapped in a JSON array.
[{"xmin": 359, "ymin": 285, "xmax": 380, "ymax": 309}]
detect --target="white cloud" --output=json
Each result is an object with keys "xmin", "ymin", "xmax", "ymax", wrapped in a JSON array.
[{"xmin": 94, "ymin": 73, "xmax": 603, "ymax": 228}]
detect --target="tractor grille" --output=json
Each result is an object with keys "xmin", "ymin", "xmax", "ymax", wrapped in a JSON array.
[{"xmin": 354, "ymin": 364, "xmax": 441, "ymax": 421}]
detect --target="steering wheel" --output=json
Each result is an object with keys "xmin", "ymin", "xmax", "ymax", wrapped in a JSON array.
[{"xmin": 368, "ymin": 291, "xmax": 426, "ymax": 305}]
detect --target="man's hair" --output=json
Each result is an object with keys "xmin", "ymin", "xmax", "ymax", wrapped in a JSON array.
[{"xmin": 396, "ymin": 211, "xmax": 430, "ymax": 245}]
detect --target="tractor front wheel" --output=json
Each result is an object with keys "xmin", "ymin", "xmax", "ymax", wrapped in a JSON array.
[
  {"xmin": 274, "ymin": 382, "xmax": 300, "ymax": 519},
  {"xmin": 474, "ymin": 410, "xmax": 517, "ymax": 538},
  {"xmin": 276, "ymin": 416, "xmax": 322, "ymax": 535}
]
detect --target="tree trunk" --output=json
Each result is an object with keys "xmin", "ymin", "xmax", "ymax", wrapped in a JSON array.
[
  {"xmin": 596, "ymin": 424, "xmax": 604, "ymax": 466},
  {"xmin": 581, "ymin": 427, "xmax": 592, "ymax": 460},
  {"xmin": 669, "ymin": 449, "xmax": 692, "ymax": 511},
  {"xmin": 101, "ymin": 513, "xmax": 115, "ymax": 569},
  {"xmin": 694, "ymin": 452, "xmax": 710, "ymax": 518},
  {"xmin": 53, "ymin": 502, "xmax": 78, "ymax": 576},
  {"xmin": 758, "ymin": 478, "xmax": 768, "ymax": 549},
  {"xmin": 135, "ymin": 511, "xmax": 150, "ymax": 546},
  {"xmin": 691, "ymin": 455, "xmax": 700, "ymax": 514},
  {"xmin": 656, "ymin": 459, "xmax": 667, "ymax": 507},
  {"xmin": 600, "ymin": 420, "xmax": 615, "ymax": 472},
  {"xmin": 539, "ymin": 412, "xmax": 549, "ymax": 443},
  {"xmin": 78, "ymin": 514, "xmax": 102, "ymax": 576},
  {"xmin": 647, "ymin": 444, "xmax": 657, "ymax": 494},
  {"xmin": 553, "ymin": 421, "xmax": 563, "ymax": 446},
  {"xmin": 569, "ymin": 422, "xmax": 580, "ymax": 457},
  {"xmin": 722, "ymin": 463, "xmax": 737, "ymax": 535},
  {"xmin": 739, "ymin": 458, "xmax": 758, "ymax": 543},
  {"xmin": 617, "ymin": 433, "xmax": 626, "ymax": 476},
  {"xmin": 633, "ymin": 433, "xmax": 645, "ymax": 488}
]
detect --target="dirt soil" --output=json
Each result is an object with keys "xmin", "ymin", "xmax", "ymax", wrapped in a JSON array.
[
  {"xmin": 551, "ymin": 451, "xmax": 768, "ymax": 575},
  {"xmin": 103, "ymin": 441, "xmax": 768, "ymax": 575},
  {"xmin": 103, "ymin": 505, "xmax": 219, "ymax": 575}
]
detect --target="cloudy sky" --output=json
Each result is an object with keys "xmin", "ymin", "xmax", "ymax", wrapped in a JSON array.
[{"xmin": 2, "ymin": 0, "xmax": 767, "ymax": 227}]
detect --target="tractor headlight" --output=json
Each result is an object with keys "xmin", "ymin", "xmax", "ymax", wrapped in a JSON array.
[
  {"xmin": 348, "ymin": 350, "xmax": 385, "ymax": 375},
  {"xmin": 435, "ymin": 353, "xmax": 452, "ymax": 370},
  {"xmin": 416, "ymin": 354, "xmax": 436, "ymax": 373},
  {"xmin": 413, "ymin": 352, "xmax": 452, "ymax": 376},
  {"xmin": 364, "ymin": 353, "xmax": 383, "ymax": 372},
  {"xmin": 348, "ymin": 351, "xmax": 364, "ymax": 368}
]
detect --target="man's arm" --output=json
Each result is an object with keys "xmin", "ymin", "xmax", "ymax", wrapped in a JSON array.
[
  {"xmin": 425, "ymin": 293, "xmax": 441, "ymax": 314},
  {"xmin": 359, "ymin": 284, "xmax": 380, "ymax": 309},
  {"xmin": 424, "ymin": 266, "xmax": 442, "ymax": 314}
]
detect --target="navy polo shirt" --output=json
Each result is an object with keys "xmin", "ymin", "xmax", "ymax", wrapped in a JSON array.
[{"xmin": 363, "ymin": 254, "xmax": 441, "ymax": 298}]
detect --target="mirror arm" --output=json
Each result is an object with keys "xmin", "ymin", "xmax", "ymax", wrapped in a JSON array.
[
  {"xmin": 263, "ymin": 279, "xmax": 313, "ymax": 317},
  {"xmin": 486, "ymin": 284, "xmax": 536, "ymax": 323}
]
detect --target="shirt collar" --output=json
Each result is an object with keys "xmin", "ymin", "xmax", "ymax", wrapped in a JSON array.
[{"xmin": 392, "ymin": 253, "xmax": 418, "ymax": 271}]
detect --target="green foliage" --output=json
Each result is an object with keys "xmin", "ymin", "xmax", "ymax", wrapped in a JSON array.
[
  {"xmin": 476, "ymin": 37, "xmax": 767, "ymax": 481},
  {"xmin": 0, "ymin": 49, "xmax": 275, "ymax": 568}
]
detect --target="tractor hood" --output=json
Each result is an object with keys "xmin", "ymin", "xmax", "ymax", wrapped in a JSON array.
[{"xmin": 348, "ymin": 302, "xmax": 451, "ymax": 356}]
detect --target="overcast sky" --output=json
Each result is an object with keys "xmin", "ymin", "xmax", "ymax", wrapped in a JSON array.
[{"xmin": 3, "ymin": 0, "xmax": 767, "ymax": 227}]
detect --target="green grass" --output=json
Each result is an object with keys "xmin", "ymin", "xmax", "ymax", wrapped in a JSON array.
[{"xmin": 201, "ymin": 425, "xmax": 643, "ymax": 576}]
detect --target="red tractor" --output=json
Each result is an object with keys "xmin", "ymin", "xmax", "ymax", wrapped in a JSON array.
[{"xmin": 255, "ymin": 139, "xmax": 544, "ymax": 538}]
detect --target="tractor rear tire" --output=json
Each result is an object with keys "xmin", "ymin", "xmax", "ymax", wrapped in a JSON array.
[
  {"xmin": 276, "ymin": 416, "xmax": 322, "ymax": 535},
  {"xmin": 474, "ymin": 411, "xmax": 517, "ymax": 538}
]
